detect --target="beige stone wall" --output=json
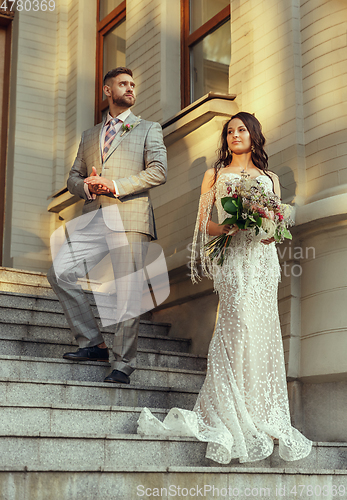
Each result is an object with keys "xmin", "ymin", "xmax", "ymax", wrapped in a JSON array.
[
  {"xmin": 127, "ymin": 0, "xmax": 162, "ymax": 122},
  {"xmin": 300, "ymin": 222, "xmax": 347, "ymax": 382},
  {"xmin": 127, "ymin": 0, "xmax": 180, "ymax": 123},
  {"xmin": 8, "ymin": 8, "xmax": 58, "ymax": 271},
  {"xmin": 4, "ymin": 0, "xmax": 96, "ymax": 271},
  {"xmin": 229, "ymin": 0, "xmax": 306, "ymax": 203},
  {"xmin": 297, "ymin": 0, "xmax": 347, "ymax": 382},
  {"xmin": 154, "ymin": 118, "xmax": 223, "ymax": 254},
  {"xmin": 301, "ymin": 0, "xmax": 347, "ymax": 200}
]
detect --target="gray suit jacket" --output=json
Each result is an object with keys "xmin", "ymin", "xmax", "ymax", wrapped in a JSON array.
[{"xmin": 67, "ymin": 112, "xmax": 167, "ymax": 239}]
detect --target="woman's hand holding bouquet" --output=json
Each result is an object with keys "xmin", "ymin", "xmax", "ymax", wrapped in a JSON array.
[{"xmin": 205, "ymin": 174, "xmax": 294, "ymax": 266}]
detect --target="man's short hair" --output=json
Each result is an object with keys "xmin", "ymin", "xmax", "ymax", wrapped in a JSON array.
[{"xmin": 103, "ymin": 67, "xmax": 133, "ymax": 86}]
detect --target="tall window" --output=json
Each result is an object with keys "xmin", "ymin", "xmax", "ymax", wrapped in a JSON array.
[
  {"xmin": 181, "ymin": 0, "xmax": 231, "ymax": 108},
  {"xmin": 95, "ymin": 0, "xmax": 126, "ymax": 123}
]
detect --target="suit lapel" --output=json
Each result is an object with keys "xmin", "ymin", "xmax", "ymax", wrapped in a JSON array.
[{"xmin": 103, "ymin": 112, "xmax": 139, "ymax": 163}]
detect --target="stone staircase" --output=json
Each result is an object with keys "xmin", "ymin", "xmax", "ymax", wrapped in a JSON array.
[{"xmin": 0, "ymin": 267, "xmax": 346, "ymax": 500}]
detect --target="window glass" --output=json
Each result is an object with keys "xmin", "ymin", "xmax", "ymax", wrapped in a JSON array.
[
  {"xmin": 190, "ymin": 20, "xmax": 231, "ymax": 102},
  {"xmin": 102, "ymin": 20, "xmax": 126, "ymax": 98},
  {"xmin": 99, "ymin": 0, "xmax": 124, "ymax": 21},
  {"xmin": 189, "ymin": 0, "xmax": 229, "ymax": 33}
]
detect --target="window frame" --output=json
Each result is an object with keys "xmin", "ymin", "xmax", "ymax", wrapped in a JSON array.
[
  {"xmin": 180, "ymin": 0, "xmax": 231, "ymax": 108},
  {"xmin": 0, "ymin": 12, "xmax": 14, "ymax": 265},
  {"xmin": 95, "ymin": 0, "xmax": 126, "ymax": 124}
]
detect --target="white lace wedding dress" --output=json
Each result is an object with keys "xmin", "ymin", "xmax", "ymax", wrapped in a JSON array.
[{"xmin": 137, "ymin": 172, "xmax": 312, "ymax": 464}]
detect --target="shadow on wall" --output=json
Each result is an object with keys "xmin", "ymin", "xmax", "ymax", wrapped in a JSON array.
[
  {"xmin": 10, "ymin": 228, "xmax": 50, "ymax": 271},
  {"xmin": 188, "ymin": 156, "xmax": 209, "ymax": 190},
  {"xmin": 277, "ymin": 167, "xmax": 297, "ymax": 205},
  {"xmin": 13, "ymin": 229, "xmax": 48, "ymax": 254}
]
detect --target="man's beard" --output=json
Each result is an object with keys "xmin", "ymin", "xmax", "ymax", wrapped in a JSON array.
[{"xmin": 112, "ymin": 94, "xmax": 136, "ymax": 108}]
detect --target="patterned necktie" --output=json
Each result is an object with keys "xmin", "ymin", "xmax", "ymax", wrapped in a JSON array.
[{"xmin": 102, "ymin": 118, "xmax": 120, "ymax": 161}]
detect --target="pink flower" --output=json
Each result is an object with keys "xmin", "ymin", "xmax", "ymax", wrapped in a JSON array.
[
  {"xmin": 126, "ymin": 124, "xmax": 131, "ymax": 129},
  {"xmin": 232, "ymin": 194, "xmax": 238, "ymax": 199},
  {"xmin": 278, "ymin": 214, "xmax": 284, "ymax": 221}
]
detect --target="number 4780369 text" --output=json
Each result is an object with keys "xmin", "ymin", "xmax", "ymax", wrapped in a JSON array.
[{"xmin": 1, "ymin": 0, "xmax": 55, "ymax": 11}]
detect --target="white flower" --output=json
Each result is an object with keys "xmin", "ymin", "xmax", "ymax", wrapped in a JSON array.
[
  {"xmin": 261, "ymin": 218, "xmax": 276, "ymax": 238},
  {"xmin": 243, "ymin": 179, "xmax": 254, "ymax": 191},
  {"xmin": 282, "ymin": 204, "xmax": 295, "ymax": 221}
]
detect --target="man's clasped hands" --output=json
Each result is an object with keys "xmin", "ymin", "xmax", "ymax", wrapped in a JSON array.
[{"xmin": 84, "ymin": 166, "xmax": 117, "ymax": 196}]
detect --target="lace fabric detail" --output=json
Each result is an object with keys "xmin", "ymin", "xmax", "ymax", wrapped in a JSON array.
[
  {"xmin": 190, "ymin": 187, "xmax": 216, "ymax": 284},
  {"xmin": 137, "ymin": 172, "xmax": 312, "ymax": 464}
]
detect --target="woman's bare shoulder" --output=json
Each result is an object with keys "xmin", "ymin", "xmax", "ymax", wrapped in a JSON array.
[{"xmin": 204, "ymin": 168, "xmax": 215, "ymax": 179}]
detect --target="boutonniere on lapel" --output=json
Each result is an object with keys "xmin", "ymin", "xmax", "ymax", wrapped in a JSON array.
[{"xmin": 120, "ymin": 117, "xmax": 141, "ymax": 137}]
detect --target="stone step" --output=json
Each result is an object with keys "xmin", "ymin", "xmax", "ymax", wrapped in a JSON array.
[
  {"xmin": 0, "ymin": 338, "xmax": 206, "ymax": 370},
  {"xmin": 0, "ymin": 377, "xmax": 198, "ymax": 409},
  {"xmin": 0, "ymin": 270, "xmax": 156, "ymax": 323},
  {"xmin": 0, "ymin": 403, "xmax": 167, "ymax": 436},
  {"xmin": 0, "ymin": 355, "xmax": 205, "ymax": 391},
  {"xmin": 0, "ymin": 322, "xmax": 189, "ymax": 353},
  {"xmin": 0, "ymin": 267, "xmax": 50, "ymax": 286},
  {"xmin": 0, "ymin": 432, "xmax": 345, "ymax": 471},
  {"xmin": 0, "ymin": 267, "xmax": 117, "ymax": 299},
  {"xmin": 0, "ymin": 267, "xmax": 61, "ymax": 298},
  {"xmin": 1, "ymin": 468, "xmax": 346, "ymax": 500},
  {"xmin": 0, "ymin": 290, "xmax": 171, "ymax": 336},
  {"xmin": 0, "ymin": 291, "xmax": 194, "ymax": 356}
]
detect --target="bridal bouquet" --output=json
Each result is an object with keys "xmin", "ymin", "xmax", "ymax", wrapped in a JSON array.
[{"xmin": 205, "ymin": 173, "xmax": 294, "ymax": 266}]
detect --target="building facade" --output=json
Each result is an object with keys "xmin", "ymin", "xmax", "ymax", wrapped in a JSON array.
[{"xmin": 1, "ymin": 0, "xmax": 347, "ymax": 441}]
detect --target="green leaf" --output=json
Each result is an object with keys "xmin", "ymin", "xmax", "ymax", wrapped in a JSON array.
[
  {"xmin": 220, "ymin": 196, "xmax": 229, "ymax": 207},
  {"xmin": 221, "ymin": 216, "xmax": 237, "ymax": 225},
  {"xmin": 256, "ymin": 217, "xmax": 262, "ymax": 227},
  {"xmin": 221, "ymin": 197, "xmax": 238, "ymax": 214},
  {"xmin": 283, "ymin": 227, "xmax": 292, "ymax": 239}
]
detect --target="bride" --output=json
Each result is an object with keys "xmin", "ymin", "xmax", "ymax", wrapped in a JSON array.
[{"xmin": 137, "ymin": 112, "xmax": 312, "ymax": 464}]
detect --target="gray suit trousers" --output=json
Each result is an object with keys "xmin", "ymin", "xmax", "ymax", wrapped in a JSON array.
[{"xmin": 47, "ymin": 209, "xmax": 150, "ymax": 375}]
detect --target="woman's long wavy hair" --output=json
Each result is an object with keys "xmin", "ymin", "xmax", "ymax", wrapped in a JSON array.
[{"xmin": 212, "ymin": 112, "xmax": 270, "ymax": 186}]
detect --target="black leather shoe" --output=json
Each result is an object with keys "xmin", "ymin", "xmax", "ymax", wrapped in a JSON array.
[
  {"xmin": 104, "ymin": 370, "xmax": 130, "ymax": 384},
  {"xmin": 63, "ymin": 346, "xmax": 109, "ymax": 362}
]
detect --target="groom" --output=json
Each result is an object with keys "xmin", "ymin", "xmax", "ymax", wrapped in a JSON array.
[{"xmin": 47, "ymin": 67, "xmax": 167, "ymax": 384}]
